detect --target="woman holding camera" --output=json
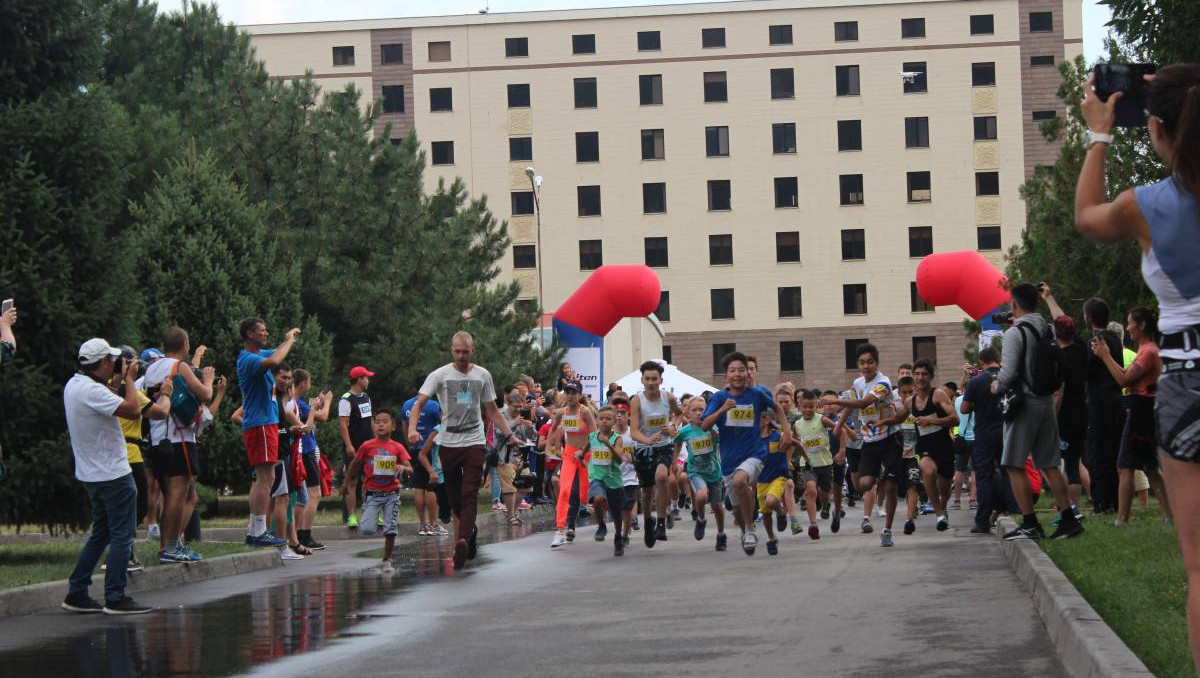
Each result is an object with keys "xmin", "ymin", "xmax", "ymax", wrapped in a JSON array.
[{"xmin": 1075, "ymin": 64, "xmax": 1200, "ymax": 673}]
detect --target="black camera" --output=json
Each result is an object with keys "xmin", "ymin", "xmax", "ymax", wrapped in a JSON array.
[
  {"xmin": 1093, "ymin": 63, "xmax": 1158, "ymax": 128},
  {"xmin": 991, "ymin": 312, "xmax": 1014, "ymax": 325}
]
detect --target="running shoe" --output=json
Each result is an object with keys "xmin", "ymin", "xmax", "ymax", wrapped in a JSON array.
[
  {"xmin": 950, "ymin": 500, "xmax": 962, "ymax": 510},
  {"xmin": 578, "ymin": 506, "xmax": 592, "ymax": 518},
  {"xmin": 861, "ymin": 518, "xmax": 874, "ymax": 534},
  {"xmin": 550, "ymin": 530, "xmax": 568, "ymax": 548},
  {"xmin": 381, "ymin": 559, "xmax": 395, "ymax": 573},
  {"xmin": 146, "ymin": 524, "xmax": 161, "ymax": 540},
  {"xmin": 775, "ymin": 511, "xmax": 787, "ymax": 533},
  {"xmin": 453, "ymin": 538, "xmax": 468, "ymax": 569},
  {"xmin": 644, "ymin": 517, "xmax": 657, "ymax": 549},
  {"xmin": 715, "ymin": 533, "xmax": 728, "ymax": 551},
  {"xmin": 103, "ymin": 597, "xmax": 152, "ymax": 616},
  {"xmin": 820, "ymin": 504, "xmax": 830, "ymax": 520},
  {"xmin": 305, "ymin": 537, "xmax": 327, "ymax": 551},
  {"xmin": 903, "ymin": 519, "xmax": 916, "ymax": 535},
  {"xmin": 665, "ymin": 512, "xmax": 675, "ymax": 530},
  {"xmin": 847, "ymin": 495, "xmax": 856, "ymax": 508},
  {"xmin": 127, "ymin": 554, "xmax": 145, "ymax": 572},
  {"xmin": 766, "ymin": 539, "xmax": 779, "ymax": 556},
  {"xmin": 159, "ymin": 548, "xmax": 188, "ymax": 564},
  {"xmin": 346, "ymin": 515, "xmax": 359, "ymax": 529},
  {"xmin": 670, "ymin": 507, "xmax": 682, "ymax": 521},
  {"xmin": 920, "ymin": 503, "xmax": 935, "ymax": 516},
  {"xmin": 654, "ymin": 521, "xmax": 668, "ymax": 543},
  {"xmin": 566, "ymin": 528, "xmax": 576, "ymax": 543},
  {"xmin": 831, "ymin": 513, "xmax": 841, "ymax": 533},
  {"xmin": 691, "ymin": 509, "xmax": 698, "ymax": 522},
  {"xmin": 245, "ymin": 532, "xmax": 288, "ymax": 548},
  {"xmin": 178, "ymin": 545, "xmax": 203, "ymax": 562},
  {"xmin": 936, "ymin": 516, "xmax": 950, "ymax": 532},
  {"xmin": 631, "ymin": 516, "xmax": 640, "ymax": 531},
  {"xmin": 614, "ymin": 535, "xmax": 625, "ymax": 557},
  {"xmin": 1049, "ymin": 520, "xmax": 1084, "ymax": 540},
  {"xmin": 281, "ymin": 546, "xmax": 305, "ymax": 560},
  {"xmin": 741, "ymin": 530, "xmax": 758, "ymax": 556},
  {"xmin": 434, "ymin": 524, "xmax": 450, "ymax": 537},
  {"xmin": 968, "ymin": 500, "xmax": 979, "ymax": 510},
  {"xmin": 468, "ymin": 526, "xmax": 479, "ymax": 559},
  {"xmin": 518, "ymin": 500, "xmax": 532, "ymax": 511},
  {"xmin": 790, "ymin": 520, "xmax": 803, "ymax": 536},
  {"xmin": 880, "ymin": 529, "xmax": 894, "ymax": 547},
  {"xmin": 694, "ymin": 519, "xmax": 706, "ymax": 541},
  {"xmin": 808, "ymin": 524, "xmax": 820, "ymax": 541},
  {"xmin": 61, "ymin": 594, "xmax": 104, "ymax": 613},
  {"xmin": 418, "ymin": 525, "xmax": 430, "ymax": 536},
  {"xmin": 1003, "ymin": 524, "xmax": 1045, "ymax": 541},
  {"xmin": 594, "ymin": 522, "xmax": 608, "ymax": 541},
  {"xmin": 875, "ymin": 506, "xmax": 886, "ymax": 518}
]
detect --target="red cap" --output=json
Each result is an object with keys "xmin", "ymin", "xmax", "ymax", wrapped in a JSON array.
[{"xmin": 349, "ymin": 366, "xmax": 375, "ymax": 379}]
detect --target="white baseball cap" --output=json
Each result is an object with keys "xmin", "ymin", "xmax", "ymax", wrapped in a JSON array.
[{"xmin": 77, "ymin": 338, "xmax": 122, "ymax": 365}]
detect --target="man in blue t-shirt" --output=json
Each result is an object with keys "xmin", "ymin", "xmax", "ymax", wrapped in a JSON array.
[
  {"xmin": 236, "ymin": 317, "xmax": 300, "ymax": 547},
  {"xmin": 403, "ymin": 395, "xmax": 443, "ymax": 535},
  {"xmin": 702, "ymin": 351, "xmax": 790, "ymax": 556}
]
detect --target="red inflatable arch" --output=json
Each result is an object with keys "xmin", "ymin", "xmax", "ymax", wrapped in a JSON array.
[
  {"xmin": 915, "ymin": 251, "xmax": 1010, "ymax": 320},
  {"xmin": 554, "ymin": 265, "xmax": 662, "ymax": 338}
]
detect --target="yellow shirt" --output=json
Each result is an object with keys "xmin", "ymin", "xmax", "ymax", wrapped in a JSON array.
[{"xmin": 119, "ymin": 391, "xmax": 151, "ymax": 464}]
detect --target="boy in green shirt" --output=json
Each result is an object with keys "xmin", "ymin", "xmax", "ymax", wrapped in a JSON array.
[
  {"xmin": 581, "ymin": 407, "xmax": 629, "ymax": 557},
  {"xmin": 674, "ymin": 398, "xmax": 727, "ymax": 550},
  {"xmin": 793, "ymin": 389, "xmax": 837, "ymax": 540}
]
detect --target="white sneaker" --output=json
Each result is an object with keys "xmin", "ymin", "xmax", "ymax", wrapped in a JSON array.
[
  {"xmin": 876, "ymin": 506, "xmax": 886, "ymax": 518},
  {"xmin": 550, "ymin": 531, "xmax": 568, "ymax": 548},
  {"xmin": 418, "ymin": 525, "xmax": 430, "ymax": 536},
  {"xmin": 147, "ymin": 524, "xmax": 160, "ymax": 540},
  {"xmin": 380, "ymin": 559, "xmax": 395, "ymax": 573},
  {"xmin": 434, "ymin": 524, "xmax": 449, "ymax": 536},
  {"xmin": 281, "ymin": 546, "xmax": 305, "ymax": 561}
]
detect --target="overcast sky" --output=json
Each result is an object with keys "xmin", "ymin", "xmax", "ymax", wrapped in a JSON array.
[{"xmin": 204, "ymin": 0, "xmax": 1114, "ymax": 61}]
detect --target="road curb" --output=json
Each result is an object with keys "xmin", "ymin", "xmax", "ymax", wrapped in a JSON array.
[
  {"xmin": 993, "ymin": 516, "xmax": 1153, "ymax": 678},
  {"xmin": 0, "ymin": 548, "xmax": 281, "ymax": 619}
]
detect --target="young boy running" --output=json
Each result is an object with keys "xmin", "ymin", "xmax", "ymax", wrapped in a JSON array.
[
  {"xmin": 581, "ymin": 407, "xmax": 629, "ymax": 556},
  {"xmin": 344, "ymin": 409, "xmax": 413, "ymax": 573},
  {"xmin": 674, "ymin": 397, "xmax": 727, "ymax": 550},
  {"xmin": 794, "ymin": 389, "xmax": 836, "ymax": 540},
  {"xmin": 889, "ymin": 377, "xmax": 924, "ymax": 535},
  {"xmin": 630, "ymin": 361, "xmax": 681, "ymax": 548},
  {"xmin": 756, "ymin": 418, "xmax": 791, "ymax": 555},
  {"xmin": 612, "ymin": 398, "xmax": 640, "ymax": 544},
  {"xmin": 821, "ymin": 391, "xmax": 852, "ymax": 533}
]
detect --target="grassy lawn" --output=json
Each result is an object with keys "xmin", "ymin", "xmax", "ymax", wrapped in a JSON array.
[
  {"xmin": 1038, "ymin": 503, "xmax": 1191, "ymax": 678},
  {"xmin": 0, "ymin": 541, "xmax": 255, "ymax": 590}
]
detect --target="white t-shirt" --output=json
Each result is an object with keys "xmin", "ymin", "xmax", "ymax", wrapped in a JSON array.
[
  {"xmin": 852, "ymin": 373, "xmax": 896, "ymax": 444},
  {"xmin": 64, "ymin": 374, "xmax": 131, "ymax": 482},
  {"xmin": 617, "ymin": 428, "xmax": 638, "ymax": 486},
  {"xmin": 142, "ymin": 357, "xmax": 205, "ymax": 444},
  {"xmin": 418, "ymin": 363, "xmax": 497, "ymax": 449}
]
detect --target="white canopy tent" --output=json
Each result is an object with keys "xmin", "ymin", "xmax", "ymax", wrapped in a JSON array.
[{"xmin": 613, "ymin": 360, "xmax": 719, "ymax": 399}]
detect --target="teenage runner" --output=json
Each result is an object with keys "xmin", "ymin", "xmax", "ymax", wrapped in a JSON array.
[
  {"xmin": 630, "ymin": 361, "xmax": 681, "ymax": 548},
  {"xmin": 548, "ymin": 380, "xmax": 597, "ymax": 547},
  {"xmin": 906, "ymin": 359, "xmax": 959, "ymax": 531}
]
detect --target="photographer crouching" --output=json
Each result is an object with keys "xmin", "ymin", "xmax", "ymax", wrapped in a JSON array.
[{"xmin": 1074, "ymin": 63, "xmax": 1200, "ymax": 674}]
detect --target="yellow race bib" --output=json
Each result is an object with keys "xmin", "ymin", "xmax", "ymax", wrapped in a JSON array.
[
  {"xmin": 373, "ymin": 454, "xmax": 397, "ymax": 476},
  {"xmin": 645, "ymin": 416, "xmax": 668, "ymax": 428},
  {"xmin": 726, "ymin": 405, "xmax": 755, "ymax": 426}
]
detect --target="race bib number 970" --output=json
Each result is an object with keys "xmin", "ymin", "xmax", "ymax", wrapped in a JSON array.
[{"xmin": 690, "ymin": 436, "xmax": 713, "ymax": 455}]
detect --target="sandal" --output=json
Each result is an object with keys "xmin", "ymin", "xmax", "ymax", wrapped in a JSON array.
[
  {"xmin": 292, "ymin": 543, "xmax": 314, "ymax": 556},
  {"xmin": 509, "ymin": 516, "xmax": 523, "ymax": 526}
]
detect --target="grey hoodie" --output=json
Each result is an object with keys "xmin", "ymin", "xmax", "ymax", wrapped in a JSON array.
[{"xmin": 995, "ymin": 312, "xmax": 1052, "ymax": 398}]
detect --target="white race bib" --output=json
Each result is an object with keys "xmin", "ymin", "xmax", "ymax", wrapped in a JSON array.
[
  {"xmin": 372, "ymin": 454, "xmax": 397, "ymax": 476},
  {"xmin": 725, "ymin": 405, "xmax": 755, "ymax": 427},
  {"xmin": 358, "ymin": 402, "xmax": 372, "ymax": 418}
]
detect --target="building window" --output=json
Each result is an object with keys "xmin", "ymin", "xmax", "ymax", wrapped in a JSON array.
[
  {"xmin": 911, "ymin": 282, "xmax": 934, "ymax": 312},
  {"xmin": 774, "ymin": 177, "xmax": 799, "ymax": 208},
  {"xmin": 389, "ymin": 138, "xmax": 403, "ymax": 147},
  {"xmin": 1029, "ymin": 11, "xmax": 1053, "ymax": 33},
  {"xmin": 974, "ymin": 116, "xmax": 998, "ymax": 140},
  {"xmin": 843, "ymin": 284, "xmax": 868, "ymax": 315},
  {"xmin": 332, "ymin": 46, "xmax": 355, "ymax": 66},
  {"xmin": 579, "ymin": 240, "xmax": 603, "ymax": 270},
  {"xmin": 381, "ymin": 43, "xmax": 404, "ymax": 64},
  {"xmin": 977, "ymin": 226, "xmax": 1002, "ymax": 251},
  {"xmin": 515, "ymin": 299, "xmax": 537, "ymax": 314},
  {"xmin": 705, "ymin": 126, "xmax": 730, "ymax": 157},
  {"xmin": 511, "ymin": 191, "xmax": 534, "ymax": 215},
  {"xmin": 776, "ymin": 231, "xmax": 800, "ymax": 262},
  {"xmin": 656, "ymin": 292, "xmax": 671, "ymax": 322},
  {"xmin": 903, "ymin": 62, "xmax": 928, "ymax": 93},
  {"xmin": 708, "ymin": 234, "xmax": 733, "ymax": 265},
  {"xmin": 639, "ymin": 74, "xmax": 664, "ymax": 105},
  {"xmin": 513, "ymin": 245, "xmax": 536, "ymax": 269},
  {"xmin": 771, "ymin": 68, "xmax": 795, "ymax": 99},
  {"xmin": 778, "ymin": 287, "xmax": 803, "ymax": 318},
  {"xmin": 713, "ymin": 343, "xmax": 737, "ymax": 374},
  {"xmin": 908, "ymin": 226, "xmax": 933, "ymax": 257},
  {"xmin": 505, "ymin": 37, "xmax": 529, "ymax": 58},
  {"xmin": 577, "ymin": 185, "xmax": 601, "ymax": 216},
  {"xmin": 637, "ymin": 30, "xmax": 661, "ymax": 51},
  {"xmin": 972, "ymin": 62, "xmax": 996, "ymax": 87},
  {"xmin": 643, "ymin": 182, "xmax": 667, "ymax": 213},
  {"xmin": 428, "ymin": 41, "xmax": 451, "ymax": 62},
  {"xmin": 704, "ymin": 71, "xmax": 728, "ymax": 103},
  {"xmin": 834, "ymin": 21, "xmax": 859, "ymax": 42},
  {"xmin": 907, "ymin": 171, "xmax": 932, "ymax": 203},
  {"xmin": 1031, "ymin": 55, "xmax": 1055, "ymax": 67},
  {"xmin": 572, "ymin": 34, "xmax": 596, "ymax": 54},
  {"xmin": 507, "ymin": 83, "xmax": 530, "ymax": 108},
  {"xmin": 430, "ymin": 141, "xmax": 454, "ymax": 165},
  {"xmin": 772, "ymin": 123, "xmax": 797, "ymax": 154},
  {"xmin": 509, "ymin": 137, "xmax": 533, "ymax": 161},
  {"xmin": 645, "ymin": 237, "xmax": 669, "ymax": 267},
  {"xmin": 845, "ymin": 339, "xmax": 868, "ymax": 370},
  {"xmin": 976, "ymin": 171, "xmax": 1000, "ymax": 196},
  {"xmin": 711, "ymin": 288, "xmax": 735, "ymax": 320},
  {"xmin": 840, "ymin": 174, "xmax": 864, "ymax": 206},
  {"xmin": 702, "ymin": 28, "xmax": 726, "ymax": 48},
  {"xmin": 381, "ymin": 85, "xmax": 405, "ymax": 113},
  {"xmin": 905, "ymin": 117, "xmax": 930, "ymax": 148},
  {"xmin": 970, "ymin": 14, "xmax": 995, "ymax": 35},
  {"xmin": 1032, "ymin": 110, "xmax": 1058, "ymax": 121},
  {"xmin": 641, "ymin": 129, "xmax": 665, "ymax": 160},
  {"xmin": 769, "ymin": 24, "xmax": 793, "ymax": 45},
  {"xmin": 838, "ymin": 120, "xmax": 863, "ymax": 151},
  {"xmin": 663, "ymin": 345, "xmax": 672, "ymax": 364},
  {"xmin": 708, "ymin": 180, "xmax": 731, "ymax": 210},
  {"xmin": 780, "ymin": 341, "xmax": 805, "ymax": 371},
  {"xmin": 575, "ymin": 132, "xmax": 600, "ymax": 162},
  {"xmin": 841, "ymin": 229, "xmax": 865, "ymax": 260},
  {"xmin": 913, "ymin": 336, "xmax": 938, "ymax": 363},
  {"xmin": 574, "ymin": 78, "xmax": 597, "ymax": 108},
  {"xmin": 430, "ymin": 87, "xmax": 453, "ymax": 111},
  {"xmin": 836, "ymin": 65, "xmax": 861, "ymax": 96},
  {"xmin": 901, "ymin": 18, "xmax": 926, "ymax": 38}
]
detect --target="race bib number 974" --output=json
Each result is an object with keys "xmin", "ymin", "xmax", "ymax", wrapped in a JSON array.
[{"xmin": 726, "ymin": 405, "xmax": 755, "ymax": 426}]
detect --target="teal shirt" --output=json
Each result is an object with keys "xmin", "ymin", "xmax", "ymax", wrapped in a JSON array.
[
  {"xmin": 587, "ymin": 431, "xmax": 624, "ymax": 489},
  {"xmin": 675, "ymin": 424, "xmax": 721, "ymax": 482}
]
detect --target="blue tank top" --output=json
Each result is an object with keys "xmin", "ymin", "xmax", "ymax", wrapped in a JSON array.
[{"xmin": 1135, "ymin": 178, "xmax": 1200, "ymax": 360}]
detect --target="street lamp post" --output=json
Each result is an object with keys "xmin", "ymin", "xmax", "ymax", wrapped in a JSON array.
[{"xmin": 524, "ymin": 167, "xmax": 546, "ymax": 349}]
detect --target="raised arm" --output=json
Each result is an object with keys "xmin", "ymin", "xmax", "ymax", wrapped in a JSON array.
[{"xmin": 261, "ymin": 328, "xmax": 301, "ymax": 371}]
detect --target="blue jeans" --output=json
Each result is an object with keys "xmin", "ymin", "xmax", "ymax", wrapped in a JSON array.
[
  {"xmin": 69, "ymin": 473, "xmax": 137, "ymax": 604},
  {"xmin": 490, "ymin": 465, "xmax": 502, "ymax": 502}
]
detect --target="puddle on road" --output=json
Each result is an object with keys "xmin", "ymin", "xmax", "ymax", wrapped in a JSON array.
[{"xmin": 0, "ymin": 516, "xmax": 561, "ymax": 677}]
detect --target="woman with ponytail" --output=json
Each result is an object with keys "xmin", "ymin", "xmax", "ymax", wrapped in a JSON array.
[{"xmin": 1075, "ymin": 64, "xmax": 1200, "ymax": 674}]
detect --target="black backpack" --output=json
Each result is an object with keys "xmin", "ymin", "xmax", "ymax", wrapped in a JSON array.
[{"xmin": 1018, "ymin": 322, "xmax": 1064, "ymax": 396}]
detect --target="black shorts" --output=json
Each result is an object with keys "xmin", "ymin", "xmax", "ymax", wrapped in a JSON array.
[
  {"xmin": 411, "ymin": 461, "xmax": 432, "ymax": 490},
  {"xmin": 804, "ymin": 465, "xmax": 834, "ymax": 493},
  {"xmin": 845, "ymin": 446, "xmax": 862, "ymax": 474},
  {"xmin": 897, "ymin": 456, "xmax": 922, "ymax": 494},
  {"xmin": 953, "ymin": 437, "xmax": 973, "ymax": 473},
  {"xmin": 858, "ymin": 436, "xmax": 901, "ymax": 482},
  {"xmin": 917, "ymin": 434, "xmax": 956, "ymax": 480},
  {"xmin": 832, "ymin": 462, "xmax": 846, "ymax": 490},
  {"xmin": 634, "ymin": 446, "xmax": 674, "ymax": 488},
  {"xmin": 623, "ymin": 485, "xmax": 640, "ymax": 506},
  {"xmin": 148, "ymin": 440, "xmax": 201, "ymax": 480},
  {"xmin": 302, "ymin": 453, "xmax": 321, "ymax": 488}
]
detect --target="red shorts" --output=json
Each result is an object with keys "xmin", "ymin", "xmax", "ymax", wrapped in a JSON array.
[{"xmin": 244, "ymin": 425, "xmax": 279, "ymax": 468}]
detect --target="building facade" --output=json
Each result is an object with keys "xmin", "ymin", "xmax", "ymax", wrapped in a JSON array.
[{"xmin": 245, "ymin": 0, "xmax": 1082, "ymax": 390}]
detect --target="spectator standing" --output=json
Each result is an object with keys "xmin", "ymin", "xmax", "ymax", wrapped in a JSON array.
[
  {"xmin": 961, "ymin": 347, "xmax": 1003, "ymax": 533},
  {"xmin": 1083, "ymin": 298, "xmax": 1125, "ymax": 514},
  {"xmin": 115, "ymin": 345, "xmax": 172, "ymax": 572},
  {"xmin": 293, "ymin": 369, "xmax": 332, "ymax": 550},
  {"xmin": 403, "ymin": 392, "xmax": 443, "ymax": 536},
  {"xmin": 62, "ymin": 339, "xmax": 167, "ymax": 615},
  {"xmin": 338, "ymin": 366, "xmax": 374, "ymax": 528},
  {"xmin": 1046, "ymin": 306, "xmax": 1091, "ymax": 513}
]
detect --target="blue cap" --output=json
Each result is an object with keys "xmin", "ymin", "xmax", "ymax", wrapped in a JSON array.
[{"xmin": 140, "ymin": 348, "xmax": 165, "ymax": 362}]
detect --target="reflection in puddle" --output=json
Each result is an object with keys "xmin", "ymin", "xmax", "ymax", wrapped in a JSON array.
[{"xmin": 1, "ymin": 518, "xmax": 555, "ymax": 677}]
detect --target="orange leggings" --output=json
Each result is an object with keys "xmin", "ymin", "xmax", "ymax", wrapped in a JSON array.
[{"xmin": 556, "ymin": 447, "xmax": 589, "ymax": 530}]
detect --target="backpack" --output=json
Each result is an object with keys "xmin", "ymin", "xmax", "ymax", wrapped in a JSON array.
[
  {"xmin": 169, "ymin": 360, "xmax": 204, "ymax": 427},
  {"xmin": 1018, "ymin": 322, "xmax": 1064, "ymax": 397}
]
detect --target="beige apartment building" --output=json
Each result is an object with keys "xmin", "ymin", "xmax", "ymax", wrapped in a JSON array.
[{"xmin": 245, "ymin": 0, "xmax": 1082, "ymax": 389}]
